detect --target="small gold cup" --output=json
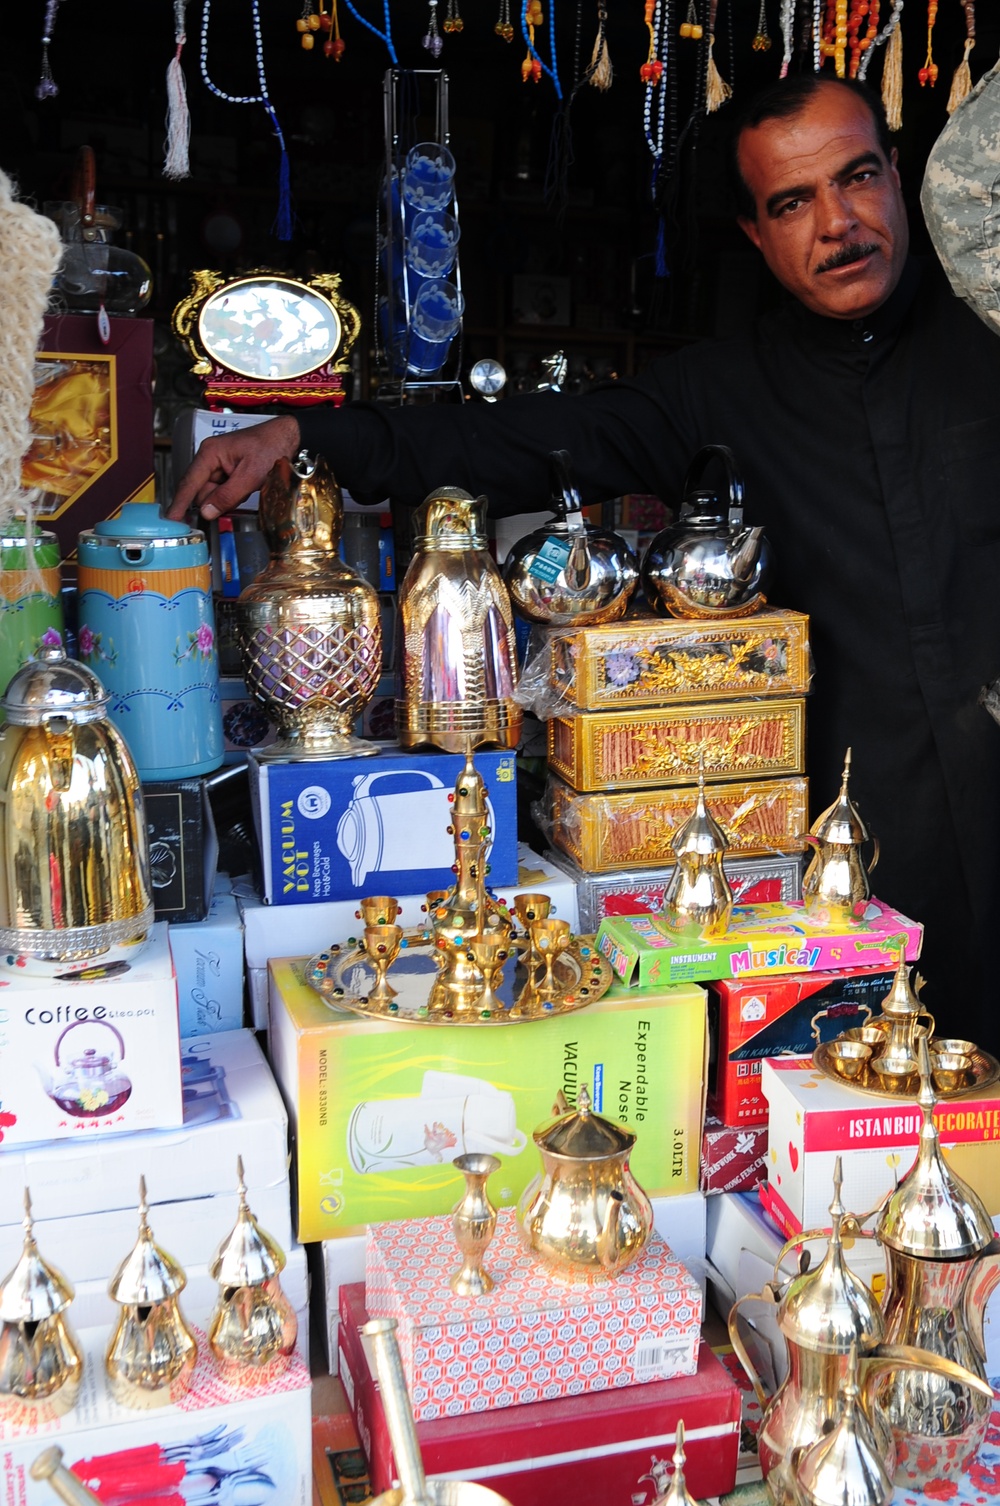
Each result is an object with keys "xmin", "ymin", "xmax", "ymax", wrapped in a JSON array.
[
  {"xmin": 423, "ymin": 889, "xmax": 449, "ymax": 917},
  {"xmin": 930, "ymin": 1038, "xmax": 976, "ymax": 1057},
  {"xmin": 530, "ymin": 917, "xmax": 572, "ymax": 995},
  {"xmin": 513, "ymin": 893, "xmax": 552, "ymax": 928},
  {"xmin": 464, "ymin": 934, "xmax": 512, "ymax": 1016},
  {"xmin": 860, "ymin": 1024, "xmax": 888, "ymax": 1047},
  {"xmin": 356, "ymin": 896, "xmax": 402, "ymax": 927},
  {"xmin": 362, "ymin": 923, "xmax": 404, "ymax": 1005},
  {"xmin": 931, "ymin": 1051, "xmax": 973, "ymax": 1093},
  {"xmin": 827, "ymin": 1040, "xmax": 872, "ymax": 1081}
]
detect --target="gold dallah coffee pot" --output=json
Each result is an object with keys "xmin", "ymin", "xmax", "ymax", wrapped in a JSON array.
[
  {"xmin": 662, "ymin": 762, "xmax": 733, "ymax": 941},
  {"xmin": 872, "ymin": 1036, "xmax": 1000, "ymax": 1490},
  {"xmin": 0, "ymin": 1191, "xmax": 83, "ymax": 1424},
  {"xmin": 793, "ymin": 1342, "xmax": 894, "ymax": 1506},
  {"xmin": 729, "ymin": 1159, "xmax": 992, "ymax": 1506},
  {"xmin": 802, "ymin": 748, "xmax": 879, "ymax": 926},
  {"xmin": 518, "ymin": 1085, "xmax": 653, "ymax": 1280}
]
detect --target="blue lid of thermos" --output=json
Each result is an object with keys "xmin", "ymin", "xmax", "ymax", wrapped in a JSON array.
[
  {"xmin": 80, "ymin": 503, "xmax": 208, "ymax": 567},
  {"xmin": 92, "ymin": 503, "xmax": 193, "ymax": 540}
]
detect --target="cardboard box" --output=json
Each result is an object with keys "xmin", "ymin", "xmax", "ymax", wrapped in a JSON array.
[
  {"xmin": 169, "ymin": 889, "xmax": 246, "ymax": 1036},
  {"xmin": 548, "ymin": 775, "xmax": 809, "ymax": 873},
  {"xmin": 0, "ymin": 1028, "xmax": 288, "ymax": 1219},
  {"xmin": 548, "ymin": 610, "xmax": 812, "ymax": 710},
  {"xmin": 366, "ymin": 1209, "xmax": 702, "ymax": 1420},
  {"xmin": 761, "ymin": 1057, "xmax": 1000, "ymax": 1232},
  {"xmin": 700, "ymin": 1117, "xmax": 768, "ymax": 1195},
  {"xmin": 597, "ymin": 899, "xmax": 922, "ymax": 989},
  {"xmin": 237, "ymin": 845, "xmax": 579, "ymax": 1029},
  {"xmin": 0, "ymin": 1328, "xmax": 312, "ymax": 1505},
  {"xmin": 268, "ymin": 959, "xmax": 707, "ymax": 1241},
  {"xmin": 0, "ymin": 923, "xmax": 182, "ymax": 1145},
  {"xmin": 339, "ymin": 1282, "xmax": 738, "ymax": 1504},
  {"xmin": 707, "ymin": 966, "xmax": 896, "ymax": 1126},
  {"xmin": 23, "ymin": 314, "xmax": 155, "ymax": 562},
  {"xmin": 143, "ymin": 775, "xmax": 219, "ymax": 922},
  {"xmin": 248, "ymin": 746, "xmax": 518, "ymax": 905},
  {"xmin": 547, "ymin": 698, "xmax": 806, "ymax": 792},
  {"xmin": 318, "ymin": 1191, "xmax": 708, "ymax": 1375},
  {"xmin": 548, "ymin": 849, "xmax": 805, "ymax": 932}
]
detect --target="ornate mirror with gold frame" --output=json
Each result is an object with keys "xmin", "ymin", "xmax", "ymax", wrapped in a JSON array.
[{"xmin": 172, "ymin": 269, "xmax": 361, "ymax": 409}]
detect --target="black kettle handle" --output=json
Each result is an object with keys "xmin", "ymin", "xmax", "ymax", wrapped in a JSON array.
[
  {"xmin": 549, "ymin": 449, "xmax": 583, "ymax": 519},
  {"xmin": 682, "ymin": 443, "xmax": 744, "ymax": 513}
]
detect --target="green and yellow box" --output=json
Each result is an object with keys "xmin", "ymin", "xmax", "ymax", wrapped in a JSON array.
[{"xmin": 268, "ymin": 958, "xmax": 708, "ymax": 1242}]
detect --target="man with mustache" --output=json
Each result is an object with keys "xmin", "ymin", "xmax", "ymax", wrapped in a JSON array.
[{"xmin": 172, "ymin": 75, "xmax": 1000, "ymax": 1046}]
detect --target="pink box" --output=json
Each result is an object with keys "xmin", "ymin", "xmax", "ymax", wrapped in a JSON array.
[{"xmin": 365, "ymin": 1208, "xmax": 702, "ymax": 1421}]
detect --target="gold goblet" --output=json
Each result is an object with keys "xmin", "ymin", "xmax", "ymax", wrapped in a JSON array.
[
  {"xmin": 513, "ymin": 893, "xmax": 552, "ymax": 973},
  {"xmin": 356, "ymin": 896, "xmax": 401, "ymax": 928},
  {"xmin": 530, "ymin": 918, "xmax": 572, "ymax": 996},
  {"xmin": 464, "ymin": 934, "xmax": 512, "ymax": 1017},
  {"xmin": 450, "ymin": 1153, "xmax": 501, "ymax": 1296},
  {"xmin": 362, "ymin": 923, "xmax": 403, "ymax": 1005}
]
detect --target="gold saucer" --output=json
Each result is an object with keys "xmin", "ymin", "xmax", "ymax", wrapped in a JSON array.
[
  {"xmin": 813, "ymin": 1034, "xmax": 1000, "ymax": 1100},
  {"xmin": 306, "ymin": 934, "xmax": 613, "ymax": 1025}
]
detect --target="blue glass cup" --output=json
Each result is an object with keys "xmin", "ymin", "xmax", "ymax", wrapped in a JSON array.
[{"xmin": 402, "ymin": 142, "xmax": 456, "ymax": 212}]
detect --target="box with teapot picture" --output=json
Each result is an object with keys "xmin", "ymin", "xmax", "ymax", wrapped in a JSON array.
[
  {"xmin": 267, "ymin": 958, "xmax": 708, "ymax": 1241},
  {"xmin": 248, "ymin": 746, "xmax": 518, "ymax": 905},
  {"xmin": 0, "ymin": 923, "xmax": 182, "ymax": 1146}
]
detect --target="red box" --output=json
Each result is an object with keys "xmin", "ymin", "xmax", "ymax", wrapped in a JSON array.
[
  {"xmin": 706, "ymin": 966, "xmax": 895, "ymax": 1126},
  {"xmin": 338, "ymin": 1283, "xmax": 740, "ymax": 1506},
  {"xmin": 700, "ymin": 1116, "xmax": 767, "ymax": 1195},
  {"xmin": 23, "ymin": 314, "xmax": 154, "ymax": 561}
]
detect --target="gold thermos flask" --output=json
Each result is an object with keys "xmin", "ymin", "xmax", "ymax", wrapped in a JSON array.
[{"xmin": 396, "ymin": 488, "xmax": 521, "ymax": 752}]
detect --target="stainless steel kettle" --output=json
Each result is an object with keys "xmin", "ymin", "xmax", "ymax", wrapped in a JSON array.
[
  {"xmin": 641, "ymin": 444, "xmax": 772, "ymax": 618},
  {"xmin": 503, "ymin": 451, "xmax": 638, "ymax": 626}
]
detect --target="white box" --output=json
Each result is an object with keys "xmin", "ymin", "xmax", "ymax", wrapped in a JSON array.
[
  {"xmin": 169, "ymin": 889, "xmax": 246, "ymax": 1036},
  {"xmin": 0, "ymin": 923, "xmax": 182, "ymax": 1145},
  {"xmin": 236, "ymin": 845, "xmax": 579, "ymax": 1029},
  {"xmin": 762, "ymin": 1057, "xmax": 1000, "ymax": 1233},
  {"xmin": 0, "ymin": 1327, "xmax": 312, "ymax": 1505},
  {"xmin": 0, "ymin": 1028, "xmax": 288, "ymax": 1220},
  {"xmin": 0, "ymin": 1179, "xmax": 294, "ymax": 1286}
]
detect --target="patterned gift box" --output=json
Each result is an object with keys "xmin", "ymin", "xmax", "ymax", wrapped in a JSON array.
[
  {"xmin": 547, "ymin": 699, "xmax": 806, "ymax": 793},
  {"xmin": 365, "ymin": 1208, "xmax": 702, "ymax": 1421},
  {"xmin": 566, "ymin": 852, "xmax": 806, "ymax": 933},
  {"xmin": 549, "ymin": 610, "xmax": 812, "ymax": 710},
  {"xmin": 547, "ymin": 775, "xmax": 809, "ymax": 873}
]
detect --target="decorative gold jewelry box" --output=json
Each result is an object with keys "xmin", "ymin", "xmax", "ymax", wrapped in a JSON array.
[
  {"xmin": 547, "ymin": 698, "xmax": 807, "ymax": 793},
  {"xmin": 549, "ymin": 610, "xmax": 812, "ymax": 710},
  {"xmin": 548, "ymin": 774, "xmax": 809, "ymax": 872}
]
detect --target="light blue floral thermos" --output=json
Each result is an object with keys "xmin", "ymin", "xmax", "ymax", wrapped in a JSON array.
[{"xmin": 77, "ymin": 504, "xmax": 224, "ymax": 780}]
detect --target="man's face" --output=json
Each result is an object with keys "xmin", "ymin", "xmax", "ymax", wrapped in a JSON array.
[{"xmin": 736, "ymin": 85, "xmax": 909, "ymax": 320}]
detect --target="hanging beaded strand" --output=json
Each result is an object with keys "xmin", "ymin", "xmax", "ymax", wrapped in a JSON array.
[
  {"xmin": 340, "ymin": 0, "xmax": 398, "ymax": 63},
  {"xmin": 324, "ymin": 0, "xmax": 345, "ymax": 59},
  {"xmin": 588, "ymin": 0, "xmax": 612, "ymax": 86},
  {"xmin": 521, "ymin": 0, "xmax": 562, "ymax": 93},
  {"xmin": 495, "ymin": 0, "xmax": 514, "ymax": 40},
  {"xmin": 847, "ymin": 0, "xmax": 878, "ymax": 77},
  {"xmin": 919, "ymin": 0, "xmax": 938, "ymax": 84},
  {"xmin": 35, "ymin": 0, "xmax": 63, "ymax": 100},
  {"xmin": 705, "ymin": 0, "xmax": 731, "ymax": 109},
  {"xmin": 423, "ymin": 0, "xmax": 443, "ymax": 56},
  {"xmin": 778, "ymin": 0, "xmax": 795, "ymax": 74},
  {"xmin": 753, "ymin": 0, "xmax": 772, "ymax": 51},
  {"xmin": 444, "ymin": 0, "xmax": 463, "ymax": 33},
  {"xmin": 856, "ymin": 0, "xmax": 901, "ymax": 78},
  {"xmin": 200, "ymin": 0, "xmax": 294, "ymax": 240},
  {"xmin": 820, "ymin": 0, "xmax": 847, "ymax": 73},
  {"xmin": 946, "ymin": 0, "xmax": 975, "ymax": 112}
]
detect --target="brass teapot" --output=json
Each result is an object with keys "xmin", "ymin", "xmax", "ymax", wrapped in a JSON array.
[
  {"xmin": 729, "ymin": 1159, "xmax": 992, "ymax": 1506},
  {"xmin": 518, "ymin": 1085, "xmax": 653, "ymax": 1279},
  {"xmin": 503, "ymin": 450, "xmax": 638, "ymax": 626},
  {"xmin": 872, "ymin": 1037, "xmax": 1000, "ymax": 1490},
  {"xmin": 802, "ymin": 749, "xmax": 879, "ymax": 926},
  {"xmin": 640, "ymin": 444, "xmax": 772, "ymax": 619},
  {"xmin": 793, "ymin": 1342, "xmax": 894, "ymax": 1506},
  {"xmin": 661, "ymin": 762, "xmax": 733, "ymax": 940}
]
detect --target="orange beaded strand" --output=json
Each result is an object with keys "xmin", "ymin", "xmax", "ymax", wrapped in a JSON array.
[{"xmin": 918, "ymin": 0, "xmax": 938, "ymax": 84}]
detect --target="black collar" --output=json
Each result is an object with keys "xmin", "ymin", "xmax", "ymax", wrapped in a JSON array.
[{"xmin": 779, "ymin": 255, "xmax": 923, "ymax": 351}]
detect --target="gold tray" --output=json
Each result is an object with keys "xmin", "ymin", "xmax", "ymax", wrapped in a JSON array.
[
  {"xmin": 813, "ymin": 1029, "xmax": 1000, "ymax": 1100},
  {"xmin": 306, "ymin": 933, "xmax": 614, "ymax": 1025}
]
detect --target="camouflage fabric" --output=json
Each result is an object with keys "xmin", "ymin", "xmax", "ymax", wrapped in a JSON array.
[{"xmin": 921, "ymin": 61, "xmax": 1000, "ymax": 338}]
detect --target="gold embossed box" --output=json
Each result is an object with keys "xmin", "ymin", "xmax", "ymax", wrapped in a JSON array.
[
  {"xmin": 547, "ymin": 698, "xmax": 807, "ymax": 793},
  {"xmin": 548, "ymin": 775, "xmax": 809, "ymax": 872},
  {"xmin": 550, "ymin": 610, "xmax": 811, "ymax": 710}
]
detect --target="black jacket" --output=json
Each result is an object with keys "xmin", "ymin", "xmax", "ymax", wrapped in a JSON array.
[{"xmin": 299, "ymin": 257, "xmax": 1000, "ymax": 1043}]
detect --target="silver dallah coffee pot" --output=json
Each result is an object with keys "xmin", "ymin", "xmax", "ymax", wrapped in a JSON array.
[
  {"xmin": 641, "ymin": 444, "xmax": 772, "ymax": 618},
  {"xmin": 503, "ymin": 450, "xmax": 638, "ymax": 626}
]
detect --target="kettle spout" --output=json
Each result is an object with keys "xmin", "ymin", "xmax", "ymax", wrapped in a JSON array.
[
  {"xmin": 597, "ymin": 1190, "xmax": 626, "ymax": 1272},
  {"xmin": 729, "ymin": 526, "xmax": 765, "ymax": 584},
  {"xmin": 565, "ymin": 533, "xmax": 593, "ymax": 592}
]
